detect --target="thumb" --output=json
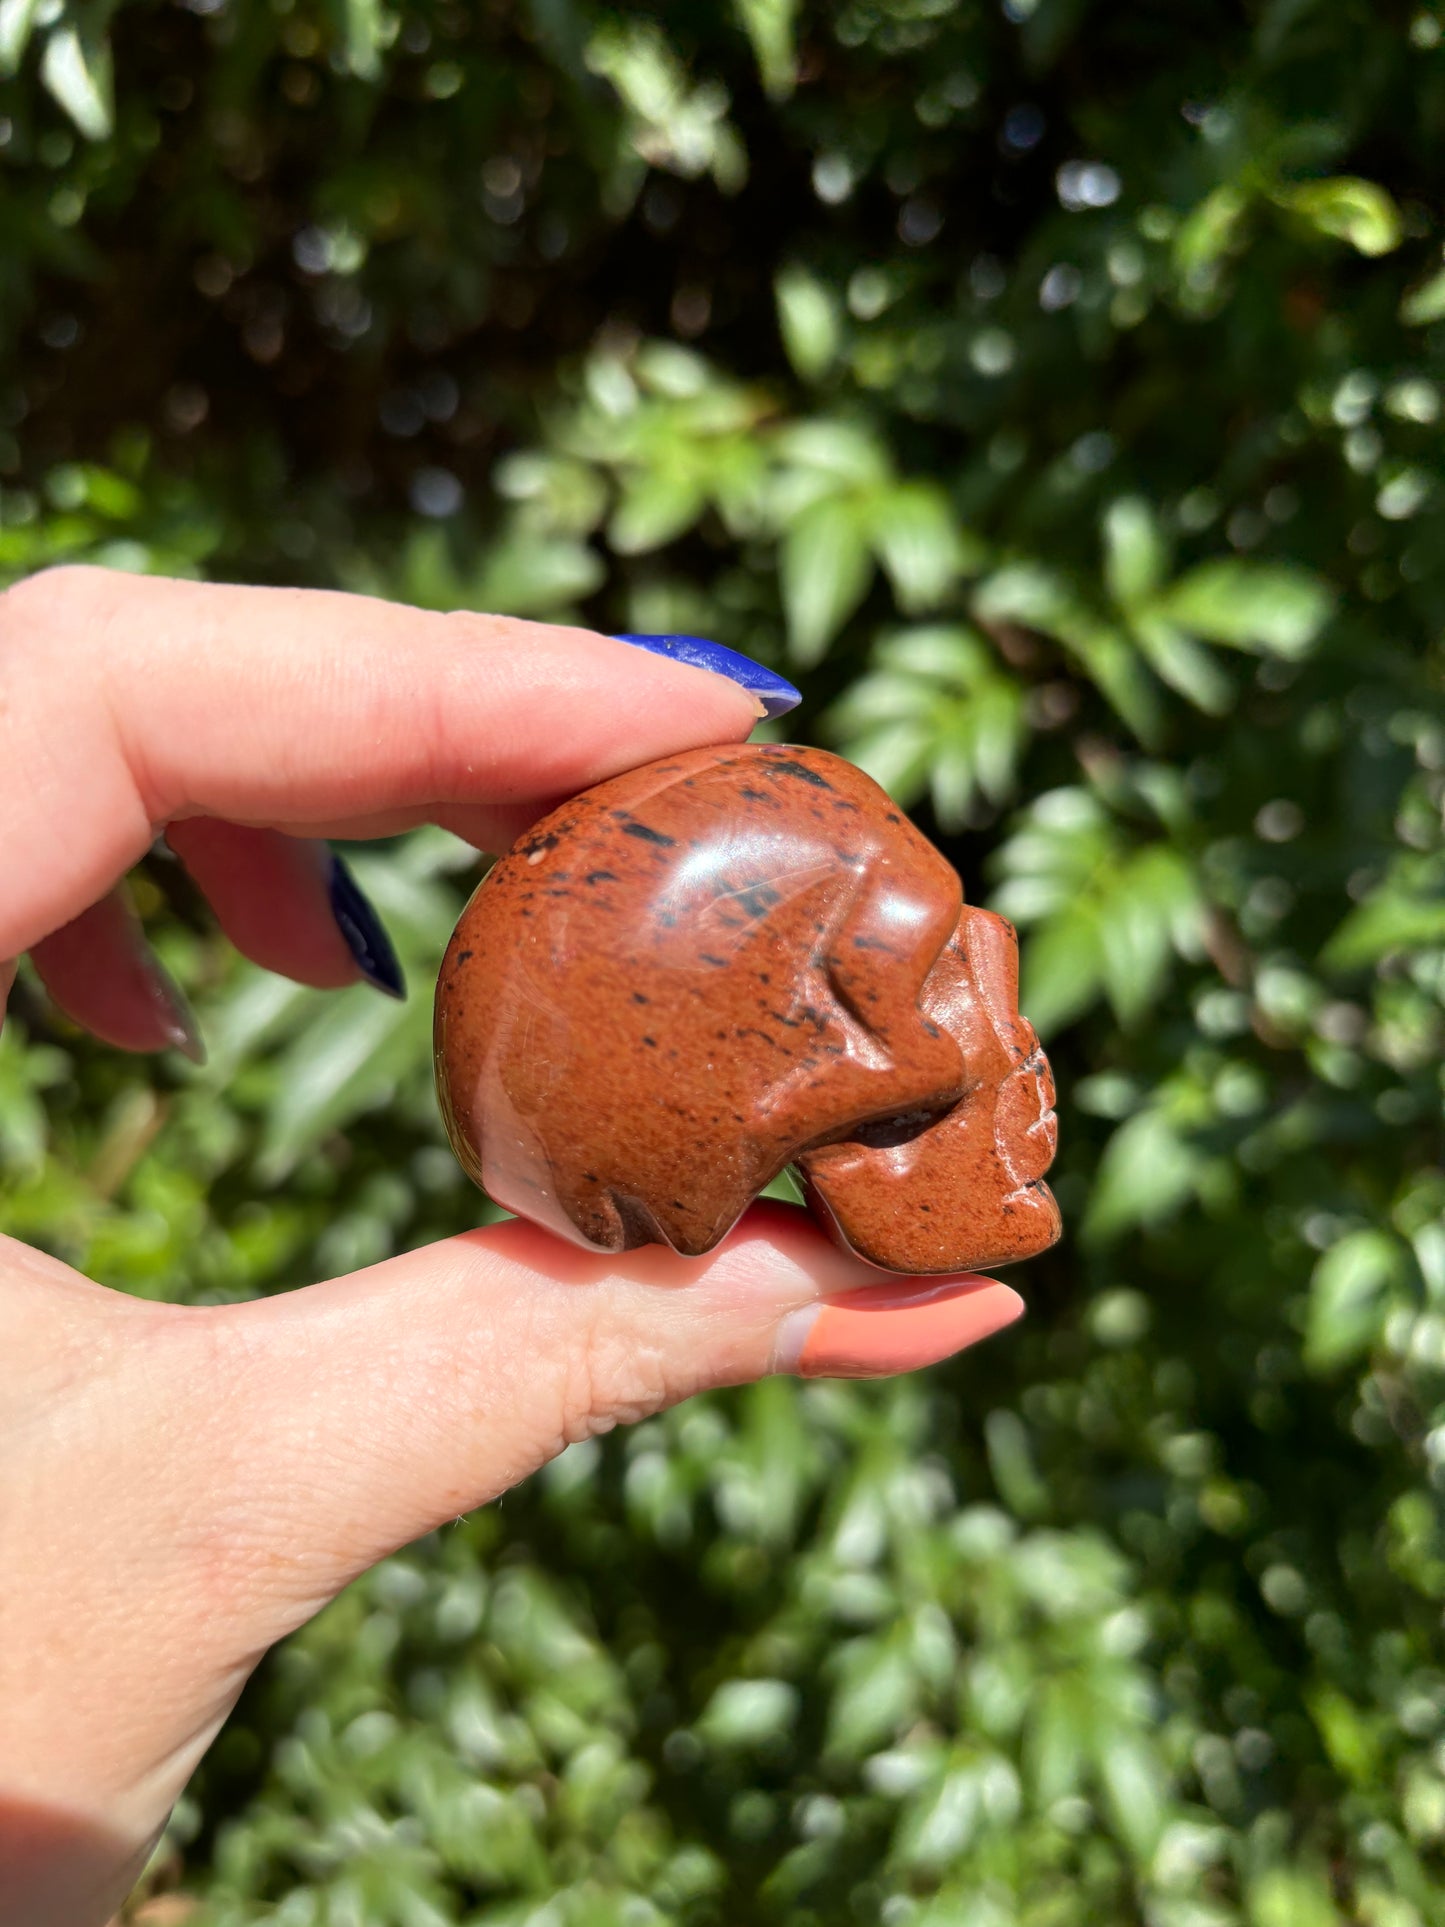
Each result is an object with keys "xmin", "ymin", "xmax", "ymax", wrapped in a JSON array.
[{"xmin": 209, "ymin": 1204, "xmax": 1023, "ymax": 1639}]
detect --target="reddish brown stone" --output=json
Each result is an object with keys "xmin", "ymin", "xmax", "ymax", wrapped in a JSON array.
[{"xmin": 434, "ymin": 743, "xmax": 1060, "ymax": 1274}]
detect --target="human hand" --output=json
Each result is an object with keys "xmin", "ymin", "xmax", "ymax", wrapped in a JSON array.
[{"xmin": 0, "ymin": 567, "xmax": 1025, "ymax": 1925}]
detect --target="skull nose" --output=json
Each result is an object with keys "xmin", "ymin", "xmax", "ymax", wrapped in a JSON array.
[
  {"xmin": 959, "ymin": 905, "xmax": 1022, "ymax": 1022},
  {"xmin": 996, "ymin": 1065, "xmax": 1059, "ymax": 1183}
]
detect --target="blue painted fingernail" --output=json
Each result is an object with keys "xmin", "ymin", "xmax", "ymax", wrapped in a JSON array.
[
  {"xmin": 328, "ymin": 854, "xmax": 406, "ymax": 1000},
  {"xmin": 612, "ymin": 633, "xmax": 802, "ymax": 720}
]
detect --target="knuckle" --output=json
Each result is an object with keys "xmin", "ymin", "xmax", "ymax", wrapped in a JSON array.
[
  {"xmin": 0, "ymin": 563, "xmax": 108, "ymax": 655},
  {"xmin": 558, "ymin": 1310, "xmax": 683, "ymax": 1446}
]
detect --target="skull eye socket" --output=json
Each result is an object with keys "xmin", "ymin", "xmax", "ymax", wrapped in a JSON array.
[{"xmin": 845, "ymin": 1103, "xmax": 952, "ymax": 1150}]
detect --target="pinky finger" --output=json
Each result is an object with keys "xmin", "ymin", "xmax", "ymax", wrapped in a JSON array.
[{"xmin": 28, "ymin": 888, "xmax": 205, "ymax": 1063}]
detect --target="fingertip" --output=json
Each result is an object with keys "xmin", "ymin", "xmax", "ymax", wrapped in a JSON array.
[{"xmin": 778, "ymin": 1274, "xmax": 1023, "ymax": 1379}]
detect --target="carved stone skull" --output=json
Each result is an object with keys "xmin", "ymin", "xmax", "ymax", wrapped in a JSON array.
[{"xmin": 435, "ymin": 743, "xmax": 1060, "ymax": 1274}]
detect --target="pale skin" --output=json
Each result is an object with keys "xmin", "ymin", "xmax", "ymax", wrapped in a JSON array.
[{"xmin": 0, "ymin": 567, "xmax": 1023, "ymax": 1924}]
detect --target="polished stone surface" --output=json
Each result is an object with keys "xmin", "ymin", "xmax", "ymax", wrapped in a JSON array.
[{"xmin": 435, "ymin": 743, "xmax": 1060, "ymax": 1273}]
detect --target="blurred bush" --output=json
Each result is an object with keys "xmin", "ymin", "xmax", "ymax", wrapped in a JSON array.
[{"xmin": 2, "ymin": 0, "xmax": 1444, "ymax": 1921}]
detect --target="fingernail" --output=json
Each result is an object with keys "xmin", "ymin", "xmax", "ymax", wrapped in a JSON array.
[
  {"xmin": 146, "ymin": 956, "xmax": 206, "ymax": 1066},
  {"xmin": 774, "ymin": 1277, "xmax": 1024, "ymax": 1379},
  {"xmin": 328, "ymin": 854, "xmax": 406, "ymax": 1000},
  {"xmin": 612, "ymin": 633, "xmax": 802, "ymax": 720}
]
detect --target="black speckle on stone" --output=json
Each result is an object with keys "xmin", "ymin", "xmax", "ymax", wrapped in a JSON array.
[
  {"xmin": 922, "ymin": 1018, "xmax": 941, "ymax": 1038},
  {"xmin": 658, "ymin": 910, "xmax": 678, "ymax": 927},
  {"xmin": 642, "ymin": 1036, "xmax": 658, "ymax": 1048},
  {"xmin": 455, "ymin": 949, "xmax": 473, "ymax": 965},
  {"xmin": 737, "ymin": 883, "xmax": 782, "ymax": 918},
  {"xmin": 886, "ymin": 811, "xmax": 901, "ymax": 823},
  {"xmin": 737, "ymin": 1025, "xmax": 789, "ymax": 1054},
  {"xmin": 739, "ymin": 786, "xmax": 771, "ymax": 803},
  {"xmin": 701, "ymin": 953, "xmax": 728, "ymax": 968},
  {"xmin": 919, "ymin": 1203, "xmax": 932, "ymax": 1212},
  {"xmin": 521, "ymin": 830, "xmax": 561, "ymax": 856},
  {"xmin": 583, "ymin": 1172, "xmax": 599, "ymax": 1182},
  {"xmin": 632, "ymin": 990, "xmax": 651, "ymax": 1005},
  {"xmin": 587, "ymin": 869, "xmax": 620, "ymax": 885},
  {"xmin": 769, "ymin": 760, "xmax": 831, "ymax": 789},
  {"xmin": 622, "ymin": 821, "xmax": 676, "ymax": 847},
  {"xmin": 853, "ymin": 935, "xmax": 894, "ymax": 951}
]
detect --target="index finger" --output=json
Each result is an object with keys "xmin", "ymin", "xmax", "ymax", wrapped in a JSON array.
[{"xmin": 0, "ymin": 568, "xmax": 786, "ymax": 959}]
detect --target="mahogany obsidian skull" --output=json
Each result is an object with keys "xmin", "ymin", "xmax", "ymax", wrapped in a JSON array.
[{"xmin": 434, "ymin": 743, "xmax": 1060, "ymax": 1274}]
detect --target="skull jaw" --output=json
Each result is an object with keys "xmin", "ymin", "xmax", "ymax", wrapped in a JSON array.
[{"xmin": 795, "ymin": 1064, "xmax": 1062, "ymax": 1274}]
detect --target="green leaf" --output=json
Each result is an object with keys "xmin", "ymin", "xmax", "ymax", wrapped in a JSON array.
[
  {"xmin": 732, "ymin": 0, "xmax": 797, "ymax": 98},
  {"xmin": 1096, "ymin": 849, "xmax": 1193, "ymax": 1023},
  {"xmin": 1103, "ymin": 497, "xmax": 1168, "ymax": 609},
  {"xmin": 975, "ymin": 564, "xmax": 1162, "ymax": 743},
  {"xmin": 775, "ymin": 264, "xmax": 841, "ymax": 381},
  {"xmin": 1304, "ymin": 1229, "xmax": 1406, "ymax": 1372},
  {"xmin": 1016, "ymin": 906, "xmax": 1104, "ymax": 1036},
  {"xmin": 695, "ymin": 1678, "xmax": 799, "ymax": 1748},
  {"xmin": 0, "ymin": 0, "xmax": 47, "ymax": 75},
  {"xmin": 332, "ymin": 0, "xmax": 385, "ymax": 79},
  {"xmin": 781, "ymin": 495, "xmax": 873, "ymax": 664},
  {"xmin": 254, "ymin": 985, "xmax": 426, "ymax": 1181},
  {"xmin": 608, "ymin": 472, "xmax": 707, "ymax": 553},
  {"xmin": 1401, "ymin": 269, "xmax": 1445, "ymax": 326},
  {"xmin": 474, "ymin": 535, "xmax": 605, "ymax": 615},
  {"xmin": 843, "ymin": 718, "xmax": 934, "ymax": 806},
  {"xmin": 1274, "ymin": 176, "xmax": 1403, "ymax": 256},
  {"xmin": 1084, "ymin": 1105, "xmax": 1203, "ymax": 1243},
  {"xmin": 1130, "ymin": 615, "xmax": 1234, "ymax": 714},
  {"xmin": 41, "ymin": 18, "xmax": 113, "ymax": 139},
  {"xmin": 1160, "ymin": 560, "xmax": 1333, "ymax": 656},
  {"xmin": 984, "ymin": 1409, "xmax": 1049, "ymax": 1520},
  {"xmin": 1247, "ymin": 1863, "xmax": 1342, "ymax": 1927},
  {"xmin": 1095, "ymin": 1729, "xmax": 1165, "ymax": 1859},
  {"xmin": 773, "ymin": 418, "xmax": 891, "ymax": 487},
  {"xmin": 1173, "ymin": 183, "xmax": 1250, "ymax": 278},
  {"xmin": 893, "ymin": 1765, "xmax": 982, "ymax": 1872},
  {"xmin": 1308, "ymin": 1685, "xmax": 1383, "ymax": 1787},
  {"xmin": 1321, "ymin": 883, "xmax": 1445, "ymax": 968},
  {"xmin": 869, "ymin": 482, "xmax": 983, "ymax": 611},
  {"xmin": 826, "ymin": 1640, "xmax": 919, "ymax": 1758}
]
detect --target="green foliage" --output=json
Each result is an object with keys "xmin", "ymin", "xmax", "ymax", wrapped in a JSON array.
[{"xmin": 2, "ymin": 0, "xmax": 1444, "ymax": 1921}]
